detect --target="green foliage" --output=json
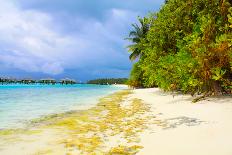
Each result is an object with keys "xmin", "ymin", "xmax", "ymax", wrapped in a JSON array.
[
  {"xmin": 127, "ymin": 0, "xmax": 232, "ymax": 94},
  {"xmin": 127, "ymin": 62, "xmax": 144, "ymax": 88},
  {"xmin": 87, "ymin": 78, "xmax": 128, "ymax": 85},
  {"xmin": 211, "ymin": 67, "xmax": 227, "ymax": 81}
]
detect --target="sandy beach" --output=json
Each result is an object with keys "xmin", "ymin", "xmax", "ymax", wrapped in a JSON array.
[
  {"xmin": 0, "ymin": 88, "xmax": 231, "ymax": 155},
  {"xmin": 133, "ymin": 88, "xmax": 232, "ymax": 155}
]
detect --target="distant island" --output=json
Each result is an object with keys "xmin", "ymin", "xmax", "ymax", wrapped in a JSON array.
[{"xmin": 87, "ymin": 78, "xmax": 128, "ymax": 85}]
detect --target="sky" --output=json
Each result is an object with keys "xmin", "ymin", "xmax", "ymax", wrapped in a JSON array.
[{"xmin": 0, "ymin": 0, "xmax": 164, "ymax": 81}]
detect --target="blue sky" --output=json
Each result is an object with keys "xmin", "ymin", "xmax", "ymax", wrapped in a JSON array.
[{"xmin": 0, "ymin": 0, "xmax": 164, "ymax": 81}]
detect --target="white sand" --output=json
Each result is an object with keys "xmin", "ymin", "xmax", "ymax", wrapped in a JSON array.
[
  {"xmin": 0, "ymin": 129, "xmax": 67, "ymax": 155},
  {"xmin": 130, "ymin": 88, "xmax": 232, "ymax": 155}
]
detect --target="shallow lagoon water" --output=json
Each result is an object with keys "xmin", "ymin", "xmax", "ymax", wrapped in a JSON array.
[{"xmin": 0, "ymin": 84, "xmax": 125, "ymax": 129}]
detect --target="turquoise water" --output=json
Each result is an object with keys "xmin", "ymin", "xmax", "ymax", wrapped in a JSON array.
[{"xmin": 0, "ymin": 84, "xmax": 126, "ymax": 129}]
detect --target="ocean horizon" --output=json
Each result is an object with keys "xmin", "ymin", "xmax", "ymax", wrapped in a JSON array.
[{"xmin": 0, "ymin": 84, "xmax": 126, "ymax": 129}]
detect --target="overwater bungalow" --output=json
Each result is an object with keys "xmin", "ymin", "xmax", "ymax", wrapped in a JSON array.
[
  {"xmin": 60, "ymin": 78, "xmax": 76, "ymax": 85},
  {"xmin": 19, "ymin": 78, "xmax": 36, "ymax": 84},
  {"xmin": 0, "ymin": 77, "xmax": 17, "ymax": 84},
  {"xmin": 38, "ymin": 78, "xmax": 56, "ymax": 85}
]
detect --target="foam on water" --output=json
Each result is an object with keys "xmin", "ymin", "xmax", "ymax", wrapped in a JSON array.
[{"xmin": 0, "ymin": 84, "xmax": 126, "ymax": 129}]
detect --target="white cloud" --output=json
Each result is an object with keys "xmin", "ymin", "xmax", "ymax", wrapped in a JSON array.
[
  {"xmin": 0, "ymin": 0, "xmax": 76, "ymax": 75},
  {"xmin": 0, "ymin": 0, "xmax": 136, "ymax": 77}
]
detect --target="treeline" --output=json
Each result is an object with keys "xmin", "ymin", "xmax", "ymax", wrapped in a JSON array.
[
  {"xmin": 87, "ymin": 78, "xmax": 128, "ymax": 85},
  {"xmin": 127, "ymin": 0, "xmax": 232, "ymax": 95}
]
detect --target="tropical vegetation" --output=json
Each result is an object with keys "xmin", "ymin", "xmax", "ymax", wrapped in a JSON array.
[
  {"xmin": 127, "ymin": 0, "xmax": 232, "ymax": 95},
  {"xmin": 87, "ymin": 78, "xmax": 128, "ymax": 85}
]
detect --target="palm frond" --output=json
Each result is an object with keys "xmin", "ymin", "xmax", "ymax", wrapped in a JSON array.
[
  {"xmin": 129, "ymin": 49, "xmax": 141, "ymax": 61},
  {"xmin": 129, "ymin": 31, "xmax": 137, "ymax": 37}
]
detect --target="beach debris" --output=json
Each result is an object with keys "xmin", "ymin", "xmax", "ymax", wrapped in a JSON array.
[{"xmin": 107, "ymin": 145, "xmax": 143, "ymax": 155}]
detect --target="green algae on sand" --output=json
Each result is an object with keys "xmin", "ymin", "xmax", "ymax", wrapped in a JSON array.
[
  {"xmin": 0, "ymin": 90, "xmax": 152, "ymax": 155},
  {"xmin": 44, "ymin": 90, "xmax": 151, "ymax": 154}
]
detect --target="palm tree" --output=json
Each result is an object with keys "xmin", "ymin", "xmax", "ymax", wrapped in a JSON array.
[{"xmin": 126, "ymin": 17, "xmax": 150, "ymax": 61}]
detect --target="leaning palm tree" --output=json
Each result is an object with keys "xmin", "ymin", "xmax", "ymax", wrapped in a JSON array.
[{"xmin": 126, "ymin": 17, "xmax": 150, "ymax": 61}]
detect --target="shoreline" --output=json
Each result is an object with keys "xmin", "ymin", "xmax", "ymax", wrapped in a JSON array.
[
  {"xmin": 0, "ymin": 88, "xmax": 231, "ymax": 154},
  {"xmin": 0, "ymin": 89, "xmax": 148, "ymax": 154},
  {"xmin": 0, "ymin": 85, "xmax": 128, "ymax": 131},
  {"xmin": 0, "ymin": 84, "xmax": 126, "ymax": 130}
]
